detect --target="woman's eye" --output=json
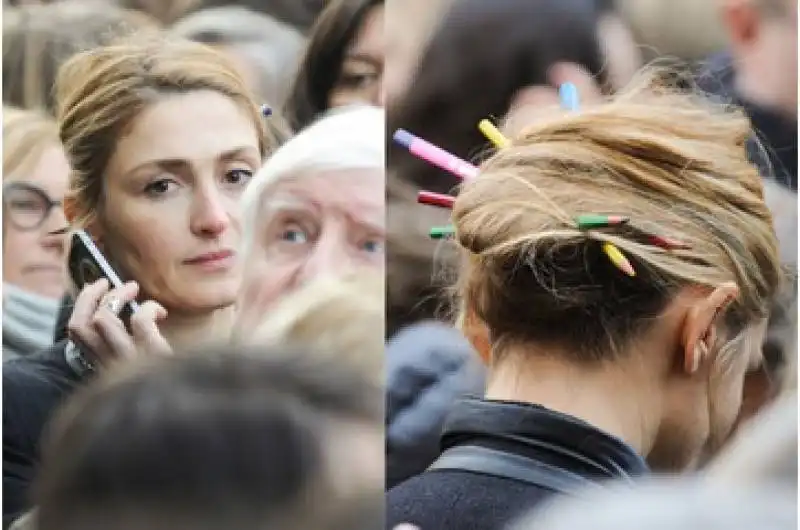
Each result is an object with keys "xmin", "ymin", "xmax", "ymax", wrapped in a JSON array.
[
  {"xmin": 10, "ymin": 199, "xmax": 41, "ymax": 211},
  {"xmin": 338, "ymin": 72, "xmax": 379, "ymax": 90},
  {"xmin": 360, "ymin": 238, "xmax": 384, "ymax": 254},
  {"xmin": 223, "ymin": 169, "xmax": 254, "ymax": 187},
  {"xmin": 144, "ymin": 179, "xmax": 177, "ymax": 196}
]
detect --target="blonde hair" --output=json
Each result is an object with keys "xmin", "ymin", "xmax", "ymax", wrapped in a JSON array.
[
  {"xmin": 241, "ymin": 272, "xmax": 384, "ymax": 386},
  {"xmin": 3, "ymin": 106, "xmax": 60, "ymax": 182},
  {"xmin": 54, "ymin": 34, "xmax": 277, "ymax": 230},
  {"xmin": 452, "ymin": 69, "xmax": 782, "ymax": 362},
  {"xmin": 2, "ymin": 0, "xmax": 160, "ymax": 114}
]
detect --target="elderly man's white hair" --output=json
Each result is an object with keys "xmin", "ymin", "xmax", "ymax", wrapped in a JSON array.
[{"xmin": 240, "ymin": 104, "xmax": 385, "ymax": 260}]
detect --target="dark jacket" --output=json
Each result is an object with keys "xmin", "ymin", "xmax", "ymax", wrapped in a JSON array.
[
  {"xmin": 386, "ymin": 399, "xmax": 649, "ymax": 530},
  {"xmin": 385, "ymin": 322, "xmax": 485, "ymax": 489},
  {"xmin": 3, "ymin": 341, "xmax": 85, "ymax": 528},
  {"xmin": 697, "ymin": 52, "xmax": 797, "ymax": 191}
]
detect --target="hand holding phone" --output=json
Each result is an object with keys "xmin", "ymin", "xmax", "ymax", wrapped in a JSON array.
[
  {"xmin": 68, "ymin": 230, "xmax": 140, "ymax": 326},
  {"xmin": 65, "ymin": 230, "xmax": 171, "ymax": 369}
]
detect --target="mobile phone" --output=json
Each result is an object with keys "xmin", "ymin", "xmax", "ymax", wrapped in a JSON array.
[{"xmin": 68, "ymin": 229, "xmax": 140, "ymax": 325}]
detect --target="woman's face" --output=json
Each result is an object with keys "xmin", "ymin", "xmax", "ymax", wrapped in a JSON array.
[
  {"xmin": 329, "ymin": 5, "xmax": 385, "ymax": 109},
  {"xmin": 3, "ymin": 145, "xmax": 70, "ymax": 299},
  {"xmin": 236, "ymin": 169, "xmax": 384, "ymax": 332},
  {"xmin": 100, "ymin": 90, "xmax": 262, "ymax": 314}
]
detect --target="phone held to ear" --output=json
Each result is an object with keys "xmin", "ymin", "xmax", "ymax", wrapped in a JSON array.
[{"xmin": 67, "ymin": 229, "xmax": 140, "ymax": 328}]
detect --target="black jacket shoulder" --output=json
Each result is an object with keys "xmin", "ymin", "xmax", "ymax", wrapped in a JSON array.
[{"xmin": 3, "ymin": 341, "xmax": 82, "ymax": 528}]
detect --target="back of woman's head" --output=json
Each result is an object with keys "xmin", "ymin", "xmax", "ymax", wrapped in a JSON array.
[
  {"xmin": 2, "ymin": 0, "xmax": 159, "ymax": 113},
  {"xmin": 54, "ymin": 34, "xmax": 274, "ymax": 230},
  {"xmin": 3, "ymin": 106, "xmax": 59, "ymax": 182},
  {"xmin": 388, "ymin": 0, "xmax": 608, "ymax": 194},
  {"xmin": 453, "ymin": 69, "xmax": 782, "ymax": 361}
]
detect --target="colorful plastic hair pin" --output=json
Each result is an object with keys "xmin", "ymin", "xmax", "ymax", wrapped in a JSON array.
[
  {"xmin": 260, "ymin": 104, "xmax": 273, "ymax": 117},
  {"xmin": 418, "ymin": 190, "xmax": 456, "ymax": 209},
  {"xmin": 575, "ymin": 214, "xmax": 630, "ymax": 229},
  {"xmin": 429, "ymin": 226, "xmax": 456, "ymax": 239},
  {"xmin": 646, "ymin": 234, "xmax": 692, "ymax": 250},
  {"xmin": 478, "ymin": 119, "xmax": 510, "ymax": 149},
  {"xmin": 559, "ymin": 82, "xmax": 580, "ymax": 112},
  {"xmin": 393, "ymin": 129, "xmax": 479, "ymax": 180},
  {"xmin": 602, "ymin": 242, "xmax": 635, "ymax": 277}
]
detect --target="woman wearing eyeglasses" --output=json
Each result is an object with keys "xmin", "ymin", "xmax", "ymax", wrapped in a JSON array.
[{"xmin": 3, "ymin": 106, "xmax": 70, "ymax": 361}]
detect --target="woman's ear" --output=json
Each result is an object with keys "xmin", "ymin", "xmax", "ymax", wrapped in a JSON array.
[
  {"xmin": 681, "ymin": 282, "xmax": 739, "ymax": 375},
  {"xmin": 461, "ymin": 308, "xmax": 492, "ymax": 365},
  {"xmin": 63, "ymin": 195, "xmax": 78, "ymax": 225},
  {"xmin": 65, "ymin": 197, "xmax": 103, "ymax": 246}
]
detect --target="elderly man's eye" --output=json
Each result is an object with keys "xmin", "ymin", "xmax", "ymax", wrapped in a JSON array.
[
  {"xmin": 360, "ymin": 238, "xmax": 384, "ymax": 254},
  {"xmin": 280, "ymin": 225, "xmax": 309, "ymax": 244}
]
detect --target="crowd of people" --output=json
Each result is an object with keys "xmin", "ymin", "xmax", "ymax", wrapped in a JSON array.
[{"xmin": 1, "ymin": 0, "xmax": 796, "ymax": 529}]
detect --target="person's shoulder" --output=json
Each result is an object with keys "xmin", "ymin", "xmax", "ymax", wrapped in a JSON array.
[{"xmin": 4, "ymin": 341, "xmax": 77, "ymax": 395}]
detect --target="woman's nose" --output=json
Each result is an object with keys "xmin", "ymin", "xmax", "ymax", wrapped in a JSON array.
[{"xmin": 190, "ymin": 190, "xmax": 231, "ymax": 238}]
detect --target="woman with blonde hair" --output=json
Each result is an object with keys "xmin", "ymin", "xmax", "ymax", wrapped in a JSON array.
[
  {"xmin": 387, "ymin": 70, "xmax": 784, "ymax": 529},
  {"xmin": 3, "ymin": 34, "xmax": 280, "ymax": 525},
  {"xmin": 3, "ymin": 106, "xmax": 70, "ymax": 360}
]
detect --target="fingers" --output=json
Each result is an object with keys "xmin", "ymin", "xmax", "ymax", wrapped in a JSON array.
[
  {"xmin": 68, "ymin": 279, "xmax": 110, "ymax": 335},
  {"xmin": 502, "ymin": 61, "xmax": 605, "ymax": 137},
  {"xmin": 547, "ymin": 62, "xmax": 603, "ymax": 104},
  {"xmin": 503, "ymin": 86, "xmax": 561, "ymax": 136},
  {"xmin": 130, "ymin": 301, "xmax": 172, "ymax": 356},
  {"xmin": 92, "ymin": 309, "xmax": 135, "ymax": 360},
  {"xmin": 68, "ymin": 280, "xmax": 140, "ymax": 364}
]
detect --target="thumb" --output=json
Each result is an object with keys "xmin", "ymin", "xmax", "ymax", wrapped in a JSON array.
[{"xmin": 130, "ymin": 301, "xmax": 171, "ymax": 356}]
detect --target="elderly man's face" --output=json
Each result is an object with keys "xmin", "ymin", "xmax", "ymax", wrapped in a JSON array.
[{"xmin": 234, "ymin": 168, "xmax": 385, "ymax": 335}]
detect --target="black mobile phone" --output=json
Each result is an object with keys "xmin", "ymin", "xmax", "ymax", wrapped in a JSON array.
[{"xmin": 68, "ymin": 229, "xmax": 140, "ymax": 325}]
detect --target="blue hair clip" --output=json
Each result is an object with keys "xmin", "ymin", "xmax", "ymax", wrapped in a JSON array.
[
  {"xmin": 559, "ymin": 83, "xmax": 580, "ymax": 112},
  {"xmin": 260, "ymin": 104, "xmax": 273, "ymax": 117}
]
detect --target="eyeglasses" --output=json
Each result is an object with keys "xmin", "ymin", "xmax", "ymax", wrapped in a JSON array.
[{"xmin": 3, "ymin": 182, "xmax": 63, "ymax": 231}]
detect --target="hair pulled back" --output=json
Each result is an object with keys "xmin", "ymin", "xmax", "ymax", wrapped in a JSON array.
[
  {"xmin": 54, "ymin": 35, "xmax": 274, "ymax": 229},
  {"xmin": 453, "ymin": 69, "xmax": 783, "ymax": 361}
]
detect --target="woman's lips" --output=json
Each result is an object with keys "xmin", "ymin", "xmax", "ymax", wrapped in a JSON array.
[{"xmin": 184, "ymin": 250, "xmax": 236, "ymax": 272}]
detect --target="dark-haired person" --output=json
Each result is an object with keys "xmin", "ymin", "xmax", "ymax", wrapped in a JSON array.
[
  {"xmin": 284, "ymin": 0, "xmax": 384, "ymax": 132},
  {"xmin": 387, "ymin": 72, "xmax": 783, "ymax": 529},
  {"xmin": 33, "ymin": 347, "xmax": 383, "ymax": 530},
  {"xmin": 387, "ymin": 0, "xmax": 636, "ymax": 196}
]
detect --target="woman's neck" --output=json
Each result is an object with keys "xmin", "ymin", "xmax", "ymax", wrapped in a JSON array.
[
  {"xmin": 158, "ymin": 306, "xmax": 235, "ymax": 352},
  {"xmin": 484, "ymin": 345, "xmax": 663, "ymax": 457}
]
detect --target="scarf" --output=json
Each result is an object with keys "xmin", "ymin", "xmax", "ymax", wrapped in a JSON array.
[{"xmin": 3, "ymin": 283, "xmax": 60, "ymax": 361}]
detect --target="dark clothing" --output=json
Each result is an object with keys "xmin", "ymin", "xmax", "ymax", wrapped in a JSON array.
[
  {"xmin": 386, "ymin": 398, "xmax": 648, "ymax": 530},
  {"xmin": 53, "ymin": 295, "xmax": 73, "ymax": 343},
  {"xmin": 697, "ymin": 52, "xmax": 797, "ymax": 191},
  {"xmin": 385, "ymin": 322, "xmax": 485, "ymax": 489},
  {"xmin": 3, "ymin": 341, "xmax": 84, "ymax": 528}
]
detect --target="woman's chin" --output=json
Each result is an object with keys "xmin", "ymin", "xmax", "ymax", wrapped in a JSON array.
[{"xmin": 163, "ymin": 279, "xmax": 240, "ymax": 315}]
